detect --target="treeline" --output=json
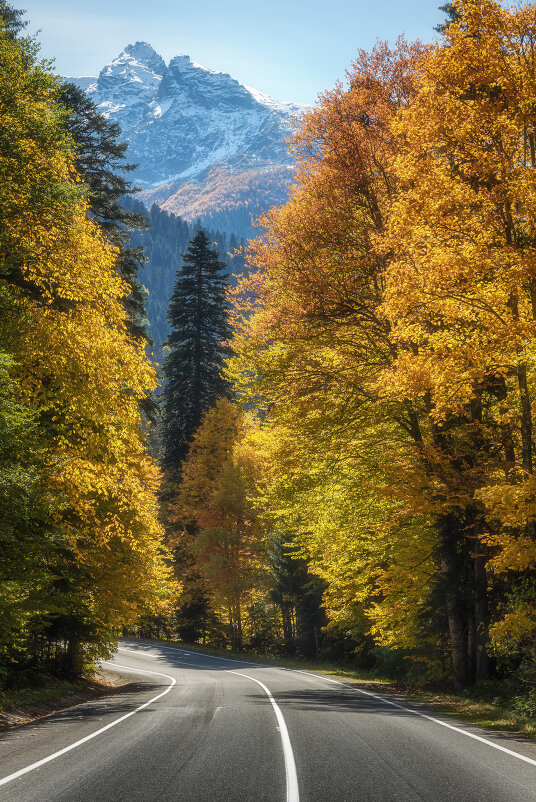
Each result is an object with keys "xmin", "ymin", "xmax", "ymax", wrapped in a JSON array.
[
  {"xmin": 0, "ymin": 6, "xmax": 172, "ymax": 685},
  {"xmin": 140, "ymin": 162, "xmax": 295, "ymax": 240},
  {"xmin": 161, "ymin": 0, "xmax": 536, "ymax": 692}
]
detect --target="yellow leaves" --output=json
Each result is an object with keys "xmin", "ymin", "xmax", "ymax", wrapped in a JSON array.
[
  {"xmin": 489, "ymin": 606, "xmax": 536, "ymax": 655},
  {"xmin": 228, "ymin": 0, "xmax": 536, "ymax": 671},
  {"xmin": 172, "ymin": 399, "xmax": 268, "ymax": 613},
  {"xmin": 0, "ymin": 26, "xmax": 173, "ymax": 632}
]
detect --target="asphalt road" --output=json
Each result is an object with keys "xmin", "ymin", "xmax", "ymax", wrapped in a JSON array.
[{"xmin": 1, "ymin": 640, "xmax": 536, "ymax": 801}]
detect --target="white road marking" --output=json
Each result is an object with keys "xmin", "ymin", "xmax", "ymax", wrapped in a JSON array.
[
  {"xmin": 230, "ymin": 671, "xmax": 299, "ymax": 802},
  {"xmin": 119, "ymin": 647, "xmax": 300, "ymax": 802},
  {"xmin": 343, "ymin": 684, "xmax": 536, "ymax": 768},
  {"xmin": 291, "ymin": 670, "xmax": 343, "ymax": 685},
  {"xmin": 0, "ymin": 663, "xmax": 176, "ymax": 788},
  {"xmin": 293, "ymin": 669, "xmax": 536, "ymax": 768},
  {"xmin": 119, "ymin": 643, "xmax": 536, "ymax": 769},
  {"xmin": 119, "ymin": 642, "xmax": 260, "ymax": 666}
]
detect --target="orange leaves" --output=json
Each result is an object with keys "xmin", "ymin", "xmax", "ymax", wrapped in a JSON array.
[
  {"xmin": 228, "ymin": 3, "xmax": 536, "ymax": 674},
  {"xmin": 172, "ymin": 399, "xmax": 267, "ymax": 616}
]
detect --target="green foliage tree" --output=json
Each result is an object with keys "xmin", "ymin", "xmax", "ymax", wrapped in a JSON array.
[
  {"xmin": 268, "ymin": 533, "xmax": 326, "ymax": 658},
  {"xmin": 58, "ymin": 82, "xmax": 149, "ymax": 343},
  {"xmin": 162, "ymin": 229, "xmax": 232, "ymax": 475},
  {"xmin": 0, "ymin": 1, "xmax": 26, "ymax": 37},
  {"xmin": 435, "ymin": 3, "xmax": 463, "ymax": 32}
]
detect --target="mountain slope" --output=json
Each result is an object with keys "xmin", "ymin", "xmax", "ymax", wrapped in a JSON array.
[{"xmin": 73, "ymin": 43, "xmax": 303, "ymax": 236}]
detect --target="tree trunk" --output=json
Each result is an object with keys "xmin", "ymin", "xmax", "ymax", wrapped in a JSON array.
[
  {"xmin": 280, "ymin": 603, "xmax": 294, "ymax": 654},
  {"xmin": 236, "ymin": 602, "xmax": 243, "ymax": 651},
  {"xmin": 444, "ymin": 578, "xmax": 468, "ymax": 690},
  {"xmin": 517, "ymin": 363, "xmax": 533, "ymax": 473},
  {"xmin": 438, "ymin": 513, "xmax": 468, "ymax": 689},
  {"xmin": 473, "ymin": 545, "xmax": 490, "ymax": 680}
]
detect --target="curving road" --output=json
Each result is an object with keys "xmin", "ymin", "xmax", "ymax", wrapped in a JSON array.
[{"xmin": 1, "ymin": 641, "xmax": 536, "ymax": 801}]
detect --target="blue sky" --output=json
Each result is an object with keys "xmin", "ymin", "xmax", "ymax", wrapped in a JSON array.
[{"xmin": 23, "ymin": 1, "xmax": 443, "ymax": 104}]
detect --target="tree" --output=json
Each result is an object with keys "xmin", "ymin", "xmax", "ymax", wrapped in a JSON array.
[
  {"xmin": 0, "ymin": 2, "xmax": 27, "ymax": 37},
  {"xmin": 435, "ymin": 3, "xmax": 463, "ymax": 32},
  {"xmin": 229, "ymin": 38, "xmax": 439, "ymax": 672},
  {"xmin": 230, "ymin": 0, "xmax": 536, "ymax": 688},
  {"xmin": 384, "ymin": 0, "xmax": 536, "ymax": 683},
  {"xmin": 58, "ymin": 82, "xmax": 149, "ymax": 343},
  {"xmin": 0, "ymin": 16, "xmax": 173, "ymax": 680},
  {"xmin": 173, "ymin": 399, "xmax": 268, "ymax": 648},
  {"xmin": 268, "ymin": 532, "xmax": 326, "ymax": 658},
  {"xmin": 162, "ymin": 229, "xmax": 232, "ymax": 475}
]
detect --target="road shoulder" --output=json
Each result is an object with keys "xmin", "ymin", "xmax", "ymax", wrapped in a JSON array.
[{"xmin": 0, "ymin": 669, "xmax": 130, "ymax": 733}]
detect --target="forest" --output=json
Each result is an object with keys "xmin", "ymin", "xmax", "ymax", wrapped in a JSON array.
[{"xmin": 2, "ymin": 0, "xmax": 536, "ymax": 714}]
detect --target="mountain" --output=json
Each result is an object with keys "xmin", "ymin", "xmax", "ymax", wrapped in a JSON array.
[{"xmin": 71, "ymin": 42, "xmax": 304, "ymax": 237}]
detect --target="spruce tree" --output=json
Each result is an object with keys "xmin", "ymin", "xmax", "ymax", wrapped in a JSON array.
[
  {"xmin": 162, "ymin": 229, "xmax": 232, "ymax": 474},
  {"xmin": 435, "ymin": 3, "xmax": 463, "ymax": 33},
  {"xmin": 58, "ymin": 82, "xmax": 149, "ymax": 343},
  {"xmin": 0, "ymin": 2, "xmax": 27, "ymax": 37}
]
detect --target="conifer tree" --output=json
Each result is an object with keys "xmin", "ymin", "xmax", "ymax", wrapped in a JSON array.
[
  {"xmin": 0, "ymin": 2, "xmax": 27, "ymax": 37},
  {"xmin": 58, "ymin": 82, "xmax": 149, "ymax": 343},
  {"xmin": 435, "ymin": 3, "xmax": 462, "ymax": 33},
  {"xmin": 162, "ymin": 229, "xmax": 232, "ymax": 475}
]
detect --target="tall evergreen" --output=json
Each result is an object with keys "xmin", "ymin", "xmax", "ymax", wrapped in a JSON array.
[
  {"xmin": 58, "ymin": 82, "xmax": 149, "ymax": 343},
  {"xmin": 0, "ymin": 2, "xmax": 27, "ymax": 37},
  {"xmin": 162, "ymin": 229, "xmax": 232, "ymax": 474},
  {"xmin": 435, "ymin": 3, "xmax": 463, "ymax": 33}
]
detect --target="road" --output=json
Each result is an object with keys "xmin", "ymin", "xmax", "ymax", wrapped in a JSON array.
[{"xmin": 1, "ymin": 641, "xmax": 535, "ymax": 801}]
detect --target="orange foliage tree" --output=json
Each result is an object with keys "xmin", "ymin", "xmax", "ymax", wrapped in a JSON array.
[
  {"xmin": 383, "ymin": 0, "xmax": 536, "ymax": 673},
  {"xmin": 231, "ymin": 3, "xmax": 536, "ymax": 687}
]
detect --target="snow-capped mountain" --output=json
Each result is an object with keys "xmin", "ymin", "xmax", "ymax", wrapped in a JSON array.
[{"xmin": 72, "ymin": 42, "xmax": 304, "ymax": 235}]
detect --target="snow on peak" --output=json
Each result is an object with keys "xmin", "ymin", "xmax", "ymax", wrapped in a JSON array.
[
  {"xmin": 68, "ymin": 75, "xmax": 98, "ymax": 92},
  {"xmin": 81, "ymin": 43, "xmax": 304, "ymax": 188},
  {"xmin": 123, "ymin": 41, "xmax": 167, "ymax": 75},
  {"xmin": 169, "ymin": 53, "xmax": 216, "ymax": 74}
]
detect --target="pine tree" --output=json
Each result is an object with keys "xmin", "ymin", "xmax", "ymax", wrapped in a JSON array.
[
  {"xmin": 0, "ymin": 2, "xmax": 27, "ymax": 37},
  {"xmin": 435, "ymin": 3, "xmax": 463, "ymax": 33},
  {"xmin": 58, "ymin": 82, "xmax": 149, "ymax": 343},
  {"xmin": 162, "ymin": 229, "xmax": 232, "ymax": 474}
]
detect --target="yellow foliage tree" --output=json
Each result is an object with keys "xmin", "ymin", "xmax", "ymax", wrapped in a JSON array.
[
  {"xmin": 383, "ymin": 0, "xmax": 536, "ymax": 668},
  {"xmin": 173, "ymin": 399, "xmax": 268, "ymax": 648},
  {"xmin": 0, "ymin": 21, "xmax": 173, "ymax": 672}
]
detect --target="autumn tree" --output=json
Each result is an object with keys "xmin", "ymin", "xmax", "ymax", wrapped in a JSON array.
[
  {"xmin": 383, "ymin": 0, "xmax": 536, "ymax": 682},
  {"xmin": 229, "ymin": 37, "xmax": 442, "ymax": 670},
  {"xmin": 173, "ymin": 399, "xmax": 268, "ymax": 648},
  {"xmin": 0, "ymin": 13, "xmax": 172, "ymax": 680}
]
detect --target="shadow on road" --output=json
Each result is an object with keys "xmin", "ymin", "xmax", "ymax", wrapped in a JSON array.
[{"xmin": 0, "ymin": 681, "xmax": 163, "ymax": 742}]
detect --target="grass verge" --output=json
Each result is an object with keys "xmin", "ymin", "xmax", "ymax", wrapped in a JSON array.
[
  {"xmin": 0, "ymin": 677, "xmax": 90, "ymax": 713},
  {"xmin": 0, "ymin": 672, "xmax": 122, "ymax": 731}
]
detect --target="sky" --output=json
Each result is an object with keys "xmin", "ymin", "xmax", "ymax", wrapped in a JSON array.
[{"xmin": 23, "ymin": 1, "xmax": 443, "ymax": 105}]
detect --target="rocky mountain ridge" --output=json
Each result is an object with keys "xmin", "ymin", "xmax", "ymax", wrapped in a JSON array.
[{"xmin": 72, "ymin": 42, "xmax": 304, "ymax": 235}]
